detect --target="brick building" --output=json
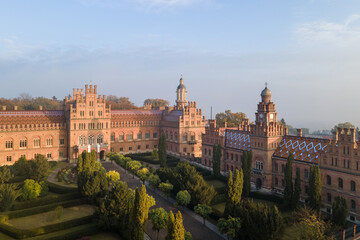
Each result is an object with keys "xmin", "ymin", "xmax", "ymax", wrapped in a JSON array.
[
  {"xmin": 201, "ymin": 85, "xmax": 360, "ymax": 222},
  {"xmin": 0, "ymin": 77, "xmax": 205, "ymax": 165}
]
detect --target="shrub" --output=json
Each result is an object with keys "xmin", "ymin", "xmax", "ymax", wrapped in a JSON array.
[
  {"xmin": 151, "ymin": 149, "xmax": 159, "ymax": 160},
  {"xmin": 106, "ymin": 170, "xmax": 120, "ymax": 184},
  {"xmin": 47, "ymin": 181, "xmax": 78, "ymax": 194},
  {"xmin": 0, "ymin": 215, "xmax": 8, "ymax": 223},
  {"xmin": 22, "ymin": 179, "xmax": 42, "ymax": 200}
]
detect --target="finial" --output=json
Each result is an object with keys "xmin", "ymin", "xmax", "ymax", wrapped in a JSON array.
[
  {"xmin": 90, "ymin": 80, "xmax": 92, "ymax": 84},
  {"xmin": 265, "ymin": 82, "xmax": 268, "ymax": 88}
]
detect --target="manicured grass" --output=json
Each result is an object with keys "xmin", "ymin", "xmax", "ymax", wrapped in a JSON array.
[
  {"xmin": 212, "ymin": 202, "xmax": 225, "ymax": 214},
  {"xmin": 89, "ymin": 232, "xmax": 123, "ymax": 240},
  {"xmin": 0, "ymin": 231, "xmax": 15, "ymax": 240},
  {"xmin": 206, "ymin": 180, "xmax": 226, "ymax": 189},
  {"xmin": 6, "ymin": 205, "xmax": 96, "ymax": 229},
  {"xmin": 281, "ymin": 222, "xmax": 302, "ymax": 240}
]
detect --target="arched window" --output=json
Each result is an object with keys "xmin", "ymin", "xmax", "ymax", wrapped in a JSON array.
[
  {"xmin": 97, "ymin": 135, "xmax": 103, "ymax": 144},
  {"xmin": 183, "ymin": 133, "xmax": 187, "ymax": 142},
  {"xmin": 79, "ymin": 135, "xmax": 86, "ymax": 146},
  {"xmin": 351, "ymin": 181, "xmax": 356, "ymax": 192},
  {"xmin": 338, "ymin": 178, "xmax": 343, "ymax": 189},
  {"xmin": 275, "ymin": 177, "xmax": 278, "ymax": 186},
  {"xmin": 326, "ymin": 175, "xmax": 331, "ymax": 185},
  {"xmin": 88, "ymin": 135, "xmax": 95, "ymax": 145},
  {"xmin": 351, "ymin": 200, "xmax": 356, "ymax": 211},
  {"xmin": 327, "ymin": 193, "xmax": 331, "ymax": 203}
]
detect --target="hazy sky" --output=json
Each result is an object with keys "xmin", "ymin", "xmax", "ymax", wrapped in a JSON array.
[{"xmin": 1, "ymin": 0, "xmax": 360, "ymax": 131}]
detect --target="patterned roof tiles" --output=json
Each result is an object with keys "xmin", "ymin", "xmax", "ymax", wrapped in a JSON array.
[
  {"xmin": 273, "ymin": 135, "xmax": 329, "ymax": 163},
  {"xmin": 111, "ymin": 110, "xmax": 163, "ymax": 115},
  {"xmin": 0, "ymin": 110, "xmax": 64, "ymax": 116},
  {"xmin": 225, "ymin": 129, "xmax": 251, "ymax": 151}
]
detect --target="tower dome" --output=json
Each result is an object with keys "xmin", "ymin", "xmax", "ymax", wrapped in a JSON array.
[
  {"xmin": 261, "ymin": 83, "xmax": 272, "ymax": 103},
  {"xmin": 177, "ymin": 77, "xmax": 186, "ymax": 90},
  {"xmin": 176, "ymin": 76, "xmax": 187, "ymax": 108}
]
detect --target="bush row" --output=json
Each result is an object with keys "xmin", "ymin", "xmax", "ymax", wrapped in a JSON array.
[
  {"xmin": 211, "ymin": 193, "xmax": 226, "ymax": 205},
  {"xmin": 125, "ymin": 153, "xmax": 180, "ymax": 165},
  {"xmin": 47, "ymin": 181, "xmax": 78, "ymax": 194},
  {"xmin": 249, "ymin": 191, "xmax": 284, "ymax": 205},
  {"xmin": 0, "ymin": 215, "xmax": 94, "ymax": 239},
  {"xmin": 11, "ymin": 192, "xmax": 81, "ymax": 211},
  {"xmin": 4, "ymin": 198, "xmax": 87, "ymax": 219}
]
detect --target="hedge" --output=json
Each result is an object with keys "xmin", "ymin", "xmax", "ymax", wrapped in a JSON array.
[
  {"xmin": 47, "ymin": 181, "xmax": 77, "ymax": 194},
  {"xmin": 125, "ymin": 153, "xmax": 180, "ymax": 165},
  {"xmin": 11, "ymin": 192, "xmax": 81, "ymax": 211},
  {"xmin": 27, "ymin": 222, "xmax": 101, "ymax": 240},
  {"xmin": 3, "ymin": 199, "xmax": 88, "ymax": 219},
  {"xmin": 0, "ymin": 215, "xmax": 94, "ymax": 239},
  {"xmin": 211, "ymin": 193, "xmax": 226, "ymax": 205},
  {"xmin": 249, "ymin": 191, "xmax": 284, "ymax": 205}
]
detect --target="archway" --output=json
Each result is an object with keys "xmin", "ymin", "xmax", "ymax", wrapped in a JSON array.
[
  {"xmin": 100, "ymin": 150, "xmax": 105, "ymax": 161},
  {"xmin": 256, "ymin": 178, "xmax": 262, "ymax": 190}
]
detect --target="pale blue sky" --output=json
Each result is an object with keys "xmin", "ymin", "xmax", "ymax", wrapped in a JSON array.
[{"xmin": 1, "ymin": 0, "xmax": 360, "ymax": 130}]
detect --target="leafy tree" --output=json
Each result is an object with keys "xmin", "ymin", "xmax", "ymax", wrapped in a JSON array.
[
  {"xmin": 166, "ymin": 211, "xmax": 176, "ymax": 240},
  {"xmin": 128, "ymin": 161, "xmax": 142, "ymax": 178},
  {"xmin": 22, "ymin": 179, "xmax": 41, "ymax": 200},
  {"xmin": 308, "ymin": 165, "xmax": 322, "ymax": 212},
  {"xmin": 159, "ymin": 181, "xmax": 173, "ymax": 199},
  {"xmin": 212, "ymin": 144, "xmax": 221, "ymax": 177},
  {"xmin": 332, "ymin": 122, "xmax": 355, "ymax": 133},
  {"xmin": 241, "ymin": 150, "xmax": 252, "ymax": 198},
  {"xmin": 106, "ymin": 95, "xmax": 138, "ymax": 110},
  {"xmin": 151, "ymin": 149, "xmax": 159, "ymax": 160},
  {"xmin": 137, "ymin": 168, "xmax": 150, "ymax": 184},
  {"xmin": 159, "ymin": 134, "xmax": 167, "ymax": 167},
  {"xmin": 80, "ymin": 170, "xmax": 109, "ymax": 202},
  {"xmin": 148, "ymin": 174, "xmax": 161, "ymax": 190},
  {"xmin": 13, "ymin": 156, "xmax": 29, "ymax": 176},
  {"xmin": 144, "ymin": 98, "xmax": 169, "ymax": 108},
  {"xmin": 0, "ymin": 184, "xmax": 20, "ymax": 211},
  {"xmin": 224, "ymin": 171, "xmax": 234, "ymax": 217},
  {"xmin": 166, "ymin": 211, "xmax": 185, "ymax": 240},
  {"xmin": 149, "ymin": 208, "xmax": 169, "ymax": 240},
  {"xmin": 175, "ymin": 190, "xmax": 191, "ymax": 212},
  {"xmin": 215, "ymin": 110, "xmax": 247, "ymax": 127},
  {"xmin": 106, "ymin": 170, "xmax": 120, "ymax": 184},
  {"xmin": 332, "ymin": 196, "xmax": 348, "ymax": 227},
  {"xmin": 0, "ymin": 166, "xmax": 12, "ymax": 184},
  {"xmin": 194, "ymin": 204, "xmax": 212, "ymax": 226},
  {"xmin": 284, "ymin": 153, "xmax": 294, "ymax": 209},
  {"xmin": 218, "ymin": 216, "xmax": 242, "ymax": 240},
  {"xmin": 0, "ymin": 94, "xmax": 62, "ymax": 111},
  {"xmin": 39, "ymin": 181, "xmax": 49, "ymax": 197},
  {"xmin": 28, "ymin": 155, "xmax": 50, "ymax": 182},
  {"xmin": 298, "ymin": 212, "xmax": 327, "ymax": 240},
  {"xmin": 293, "ymin": 167, "xmax": 301, "ymax": 209},
  {"xmin": 184, "ymin": 230, "xmax": 192, "ymax": 240}
]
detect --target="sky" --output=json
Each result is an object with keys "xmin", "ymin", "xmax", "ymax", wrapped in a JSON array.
[{"xmin": 1, "ymin": 0, "xmax": 360, "ymax": 131}]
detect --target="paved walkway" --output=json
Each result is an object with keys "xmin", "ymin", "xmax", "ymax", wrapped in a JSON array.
[
  {"xmin": 101, "ymin": 161, "xmax": 225, "ymax": 240},
  {"xmin": 47, "ymin": 163, "xmax": 77, "ymax": 188}
]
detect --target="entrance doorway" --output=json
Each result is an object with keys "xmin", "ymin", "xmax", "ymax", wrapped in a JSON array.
[
  {"xmin": 100, "ymin": 150, "xmax": 105, "ymax": 161},
  {"xmin": 256, "ymin": 178, "xmax": 262, "ymax": 190}
]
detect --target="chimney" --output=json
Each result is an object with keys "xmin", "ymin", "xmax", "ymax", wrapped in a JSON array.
[
  {"xmin": 39, "ymin": 106, "xmax": 43, "ymax": 111},
  {"xmin": 350, "ymin": 128, "xmax": 356, "ymax": 142},
  {"xmin": 297, "ymin": 129, "xmax": 303, "ymax": 137},
  {"xmin": 2, "ymin": 106, "xmax": 6, "ymax": 111},
  {"xmin": 14, "ymin": 106, "xmax": 18, "ymax": 110}
]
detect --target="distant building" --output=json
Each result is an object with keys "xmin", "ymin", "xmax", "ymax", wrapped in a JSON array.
[
  {"xmin": 0, "ymin": 77, "xmax": 205, "ymax": 164},
  {"xmin": 201, "ymin": 85, "xmax": 360, "ymax": 222}
]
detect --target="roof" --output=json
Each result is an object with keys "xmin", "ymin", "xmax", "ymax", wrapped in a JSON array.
[
  {"xmin": 162, "ymin": 110, "xmax": 183, "ymax": 122},
  {"xmin": 225, "ymin": 129, "xmax": 251, "ymax": 151},
  {"xmin": 111, "ymin": 110, "xmax": 163, "ymax": 115},
  {"xmin": 261, "ymin": 87, "xmax": 272, "ymax": 96},
  {"xmin": 0, "ymin": 110, "xmax": 65, "ymax": 125},
  {"xmin": 273, "ymin": 135, "xmax": 329, "ymax": 164}
]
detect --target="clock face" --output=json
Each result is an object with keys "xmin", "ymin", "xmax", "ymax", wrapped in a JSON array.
[
  {"xmin": 259, "ymin": 113, "xmax": 264, "ymax": 119},
  {"xmin": 270, "ymin": 113, "xmax": 274, "ymax": 120}
]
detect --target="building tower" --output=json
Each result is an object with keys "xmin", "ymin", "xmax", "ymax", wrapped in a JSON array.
[{"xmin": 176, "ymin": 76, "xmax": 187, "ymax": 108}]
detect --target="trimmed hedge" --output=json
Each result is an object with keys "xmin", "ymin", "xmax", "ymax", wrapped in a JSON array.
[
  {"xmin": 11, "ymin": 192, "xmax": 81, "ymax": 211},
  {"xmin": 249, "ymin": 191, "xmax": 284, "ymax": 205},
  {"xmin": 3, "ymin": 199, "xmax": 88, "ymax": 219},
  {"xmin": 125, "ymin": 153, "xmax": 180, "ymax": 165},
  {"xmin": 0, "ymin": 215, "xmax": 94, "ymax": 239},
  {"xmin": 47, "ymin": 182, "xmax": 77, "ymax": 194},
  {"xmin": 211, "ymin": 193, "xmax": 226, "ymax": 205}
]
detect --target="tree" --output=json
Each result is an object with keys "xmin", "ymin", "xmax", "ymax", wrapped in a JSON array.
[
  {"xmin": 332, "ymin": 122, "xmax": 355, "ymax": 133},
  {"xmin": 0, "ymin": 183, "xmax": 20, "ymax": 211},
  {"xmin": 194, "ymin": 204, "xmax": 212, "ymax": 226},
  {"xmin": 151, "ymin": 149, "xmax": 159, "ymax": 160},
  {"xmin": 166, "ymin": 211, "xmax": 176, "ymax": 240},
  {"xmin": 80, "ymin": 170, "xmax": 109, "ymax": 202},
  {"xmin": 166, "ymin": 211, "xmax": 185, "ymax": 240},
  {"xmin": 298, "ymin": 212, "xmax": 327, "ymax": 240},
  {"xmin": 0, "ymin": 166, "xmax": 12, "ymax": 184},
  {"xmin": 144, "ymin": 98, "xmax": 169, "ymax": 108},
  {"xmin": 137, "ymin": 168, "xmax": 150, "ymax": 184},
  {"xmin": 106, "ymin": 95, "xmax": 138, "ymax": 110},
  {"xmin": 128, "ymin": 161, "xmax": 142, "ymax": 178},
  {"xmin": 29, "ymin": 155, "xmax": 50, "ymax": 181},
  {"xmin": 158, "ymin": 134, "xmax": 167, "ymax": 168},
  {"xmin": 293, "ymin": 167, "xmax": 301, "ymax": 209},
  {"xmin": 149, "ymin": 208, "xmax": 169, "ymax": 240},
  {"xmin": 284, "ymin": 153, "xmax": 294, "ymax": 209},
  {"xmin": 148, "ymin": 174, "xmax": 161, "ymax": 190},
  {"xmin": 225, "ymin": 169, "xmax": 243, "ymax": 217},
  {"xmin": 224, "ymin": 171, "xmax": 234, "ymax": 217},
  {"xmin": 241, "ymin": 150, "xmax": 252, "ymax": 198},
  {"xmin": 159, "ymin": 181, "xmax": 173, "ymax": 199},
  {"xmin": 212, "ymin": 144, "xmax": 221, "ymax": 177},
  {"xmin": 215, "ymin": 110, "xmax": 247, "ymax": 128},
  {"xmin": 22, "ymin": 179, "xmax": 41, "ymax": 200},
  {"xmin": 218, "ymin": 216, "xmax": 242, "ymax": 240},
  {"xmin": 308, "ymin": 165, "xmax": 322, "ymax": 212},
  {"xmin": 332, "ymin": 196, "xmax": 348, "ymax": 227},
  {"xmin": 175, "ymin": 190, "xmax": 191, "ymax": 212},
  {"xmin": 106, "ymin": 170, "xmax": 120, "ymax": 184},
  {"xmin": 13, "ymin": 156, "xmax": 29, "ymax": 176}
]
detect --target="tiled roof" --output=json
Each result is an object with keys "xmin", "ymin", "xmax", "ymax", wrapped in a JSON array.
[
  {"xmin": 0, "ymin": 111, "xmax": 64, "ymax": 116},
  {"xmin": 111, "ymin": 110, "xmax": 163, "ymax": 115},
  {"xmin": 225, "ymin": 129, "xmax": 251, "ymax": 151},
  {"xmin": 162, "ymin": 110, "xmax": 183, "ymax": 122},
  {"xmin": 0, "ymin": 111, "xmax": 65, "ymax": 125},
  {"xmin": 273, "ymin": 135, "xmax": 329, "ymax": 163}
]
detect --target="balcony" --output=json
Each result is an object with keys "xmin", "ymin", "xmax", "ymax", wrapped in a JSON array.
[
  {"xmin": 74, "ymin": 143, "xmax": 109, "ymax": 152},
  {"xmin": 188, "ymin": 140, "xmax": 197, "ymax": 145},
  {"xmin": 253, "ymin": 168, "xmax": 263, "ymax": 175}
]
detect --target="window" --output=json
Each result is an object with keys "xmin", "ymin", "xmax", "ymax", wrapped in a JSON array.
[
  {"xmin": 338, "ymin": 178, "xmax": 343, "ymax": 189},
  {"xmin": 145, "ymin": 133, "xmax": 150, "ymax": 139},
  {"xmin": 154, "ymin": 145, "xmax": 157, "ymax": 149},
  {"xmin": 281, "ymin": 164, "xmax": 285, "ymax": 173},
  {"xmin": 59, "ymin": 138, "xmax": 65, "ymax": 145},
  {"xmin": 304, "ymin": 169, "xmax": 309, "ymax": 179},
  {"xmin": 46, "ymin": 138, "xmax": 53, "ymax": 146},
  {"xmin": 47, "ymin": 153, "xmax": 52, "ymax": 159},
  {"xmin": 326, "ymin": 175, "xmax": 331, "ymax": 185},
  {"xmin": 111, "ymin": 134, "xmax": 115, "ymax": 142},
  {"xmin": 119, "ymin": 134, "xmax": 124, "ymax": 141},
  {"xmin": 335, "ymin": 158, "xmax": 338, "ymax": 166},
  {"xmin": 127, "ymin": 134, "xmax": 133, "ymax": 141},
  {"xmin": 120, "ymin": 147, "xmax": 123, "ymax": 152},
  {"xmin": 351, "ymin": 200, "xmax": 356, "ymax": 211},
  {"xmin": 198, "ymin": 134, "xmax": 202, "ymax": 141},
  {"xmin": 34, "ymin": 139, "xmax": 40, "ymax": 147},
  {"xmin": 153, "ymin": 133, "xmax": 158, "ymax": 139},
  {"xmin": 331, "ymin": 157, "xmax": 334, "ymax": 166},
  {"xmin": 137, "ymin": 133, "xmax": 142, "ymax": 140},
  {"xmin": 98, "ymin": 111, "xmax": 103, "ymax": 117},
  {"xmin": 281, "ymin": 180, "xmax": 285, "ymax": 188},
  {"xmin": 344, "ymin": 159, "xmax": 346, "ymax": 168},
  {"xmin": 5, "ymin": 140, "xmax": 13, "ymax": 149},
  {"xmin": 129, "ymin": 147, "xmax": 132, "ymax": 151},
  {"xmin": 183, "ymin": 148, "xmax": 187, "ymax": 153},
  {"xmin": 97, "ymin": 135, "xmax": 103, "ymax": 144},
  {"xmin": 74, "ymin": 123, "xmax": 76, "ymax": 130},
  {"xmin": 146, "ymin": 144, "xmax": 149, "ymax": 149},
  {"xmin": 88, "ymin": 135, "xmax": 95, "ymax": 145},
  {"xmin": 256, "ymin": 161, "xmax": 263, "ymax": 170},
  {"xmin": 327, "ymin": 193, "xmax": 331, "ymax": 203},
  {"xmin": 275, "ymin": 177, "xmax": 278, "ymax": 186},
  {"xmin": 59, "ymin": 152, "xmax": 64, "ymax": 158},
  {"xmin": 20, "ymin": 140, "xmax": 27, "ymax": 148},
  {"xmin": 305, "ymin": 185, "xmax": 309, "ymax": 194},
  {"xmin": 275, "ymin": 163, "xmax": 278, "ymax": 172},
  {"xmin": 137, "ymin": 145, "xmax": 141, "ymax": 150},
  {"xmin": 183, "ymin": 134, "xmax": 187, "ymax": 142},
  {"xmin": 6, "ymin": 156, "xmax": 12, "ymax": 162},
  {"xmin": 79, "ymin": 136, "xmax": 86, "ymax": 145},
  {"xmin": 80, "ymin": 111, "xmax": 85, "ymax": 117},
  {"xmin": 351, "ymin": 181, "xmax": 356, "ymax": 192}
]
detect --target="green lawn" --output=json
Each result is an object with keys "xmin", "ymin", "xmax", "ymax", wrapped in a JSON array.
[
  {"xmin": 89, "ymin": 232, "xmax": 123, "ymax": 240},
  {"xmin": 6, "ymin": 205, "xmax": 96, "ymax": 229},
  {"xmin": 212, "ymin": 202, "xmax": 225, "ymax": 214},
  {"xmin": 206, "ymin": 180, "xmax": 226, "ymax": 189}
]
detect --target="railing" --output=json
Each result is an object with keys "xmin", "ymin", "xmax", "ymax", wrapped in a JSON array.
[
  {"xmin": 188, "ymin": 140, "xmax": 197, "ymax": 145},
  {"xmin": 252, "ymin": 168, "xmax": 263, "ymax": 175}
]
